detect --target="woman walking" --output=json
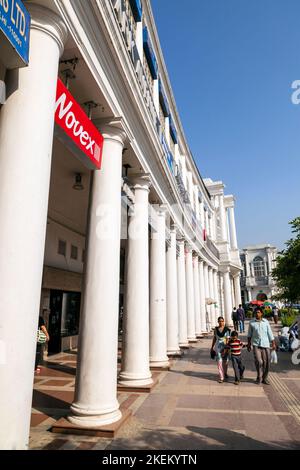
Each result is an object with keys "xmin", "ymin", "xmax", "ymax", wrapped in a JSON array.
[{"xmin": 210, "ymin": 316, "xmax": 231, "ymax": 383}]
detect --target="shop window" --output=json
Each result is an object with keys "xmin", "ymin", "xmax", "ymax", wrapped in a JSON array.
[
  {"xmin": 58, "ymin": 239, "xmax": 66, "ymax": 256},
  {"xmin": 71, "ymin": 245, "xmax": 78, "ymax": 260}
]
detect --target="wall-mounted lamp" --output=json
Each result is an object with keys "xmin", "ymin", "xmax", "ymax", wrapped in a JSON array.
[{"xmin": 73, "ymin": 173, "xmax": 84, "ymax": 191}]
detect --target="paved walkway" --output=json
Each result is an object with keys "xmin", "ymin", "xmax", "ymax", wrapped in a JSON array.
[{"xmin": 30, "ymin": 322, "xmax": 300, "ymax": 450}]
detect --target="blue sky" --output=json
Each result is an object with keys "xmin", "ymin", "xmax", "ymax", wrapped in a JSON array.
[{"xmin": 151, "ymin": 0, "xmax": 300, "ymax": 250}]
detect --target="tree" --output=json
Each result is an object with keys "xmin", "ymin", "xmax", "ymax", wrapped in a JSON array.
[{"xmin": 272, "ymin": 217, "xmax": 300, "ymax": 303}]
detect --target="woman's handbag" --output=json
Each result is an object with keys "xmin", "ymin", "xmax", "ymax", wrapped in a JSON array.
[
  {"xmin": 210, "ymin": 350, "xmax": 216, "ymax": 360},
  {"xmin": 37, "ymin": 329, "xmax": 47, "ymax": 344}
]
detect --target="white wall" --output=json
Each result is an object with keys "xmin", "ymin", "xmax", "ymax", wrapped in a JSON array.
[{"xmin": 44, "ymin": 219, "xmax": 85, "ymax": 274}]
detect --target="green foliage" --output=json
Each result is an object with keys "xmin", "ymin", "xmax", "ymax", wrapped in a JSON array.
[
  {"xmin": 263, "ymin": 307, "xmax": 272, "ymax": 318},
  {"xmin": 281, "ymin": 312, "xmax": 298, "ymax": 327},
  {"xmin": 272, "ymin": 217, "xmax": 300, "ymax": 303},
  {"xmin": 246, "ymin": 310, "xmax": 253, "ymax": 318}
]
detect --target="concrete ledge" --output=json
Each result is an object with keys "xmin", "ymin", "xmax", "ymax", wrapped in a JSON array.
[
  {"xmin": 51, "ymin": 409, "xmax": 131, "ymax": 438},
  {"xmin": 117, "ymin": 375, "xmax": 159, "ymax": 393},
  {"xmin": 188, "ymin": 339, "xmax": 199, "ymax": 344}
]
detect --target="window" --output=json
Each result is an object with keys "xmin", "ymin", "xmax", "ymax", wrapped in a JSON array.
[
  {"xmin": 58, "ymin": 239, "xmax": 66, "ymax": 256},
  {"xmin": 70, "ymin": 245, "xmax": 78, "ymax": 260},
  {"xmin": 253, "ymin": 256, "xmax": 265, "ymax": 278}
]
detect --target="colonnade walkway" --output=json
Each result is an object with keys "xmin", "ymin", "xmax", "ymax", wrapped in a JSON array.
[{"xmin": 29, "ymin": 323, "xmax": 300, "ymax": 450}]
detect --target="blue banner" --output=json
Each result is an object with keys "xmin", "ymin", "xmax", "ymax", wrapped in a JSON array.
[
  {"xmin": 0, "ymin": 0, "xmax": 30, "ymax": 66},
  {"xmin": 143, "ymin": 27, "xmax": 158, "ymax": 79}
]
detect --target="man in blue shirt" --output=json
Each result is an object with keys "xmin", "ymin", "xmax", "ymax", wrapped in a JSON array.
[{"xmin": 247, "ymin": 308, "xmax": 275, "ymax": 385}]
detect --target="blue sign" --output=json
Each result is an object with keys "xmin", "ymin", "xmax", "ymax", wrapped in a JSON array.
[
  {"xmin": 143, "ymin": 27, "xmax": 158, "ymax": 79},
  {"xmin": 0, "ymin": 0, "xmax": 30, "ymax": 67}
]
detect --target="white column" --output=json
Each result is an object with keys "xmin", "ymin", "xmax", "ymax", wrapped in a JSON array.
[
  {"xmin": 185, "ymin": 246, "xmax": 196, "ymax": 341},
  {"xmin": 266, "ymin": 249, "xmax": 272, "ymax": 275},
  {"xmin": 119, "ymin": 175, "xmax": 153, "ymax": 386},
  {"xmin": 166, "ymin": 226, "xmax": 180, "ymax": 355},
  {"xmin": 234, "ymin": 275, "xmax": 242, "ymax": 307},
  {"xmin": 153, "ymin": 79, "xmax": 159, "ymax": 115},
  {"xmin": 218, "ymin": 195, "xmax": 227, "ymax": 241},
  {"xmin": 177, "ymin": 239, "xmax": 189, "ymax": 347},
  {"xmin": 231, "ymin": 276, "xmax": 236, "ymax": 309},
  {"xmin": 0, "ymin": 5, "xmax": 67, "ymax": 450},
  {"xmin": 247, "ymin": 289, "xmax": 252, "ymax": 302},
  {"xmin": 203, "ymin": 263, "xmax": 210, "ymax": 330},
  {"xmin": 213, "ymin": 270, "xmax": 220, "ymax": 326},
  {"xmin": 198, "ymin": 260, "xmax": 207, "ymax": 333},
  {"xmin": 208, "ymin": 267, "xmax": 216, "ymax": 327},
  {"xmin": 135, "ymin": 21, "xmax": 143, "ymax": 62},
  {"xmin": 149, "ymin": 207, "xmax": 169, "ymax": 367},
  {"xmin": 193, "ymin": 255, "xmax": 201, "ymax": 336},
  {"xmin": 223, "ymin": 270, "xmax": 233, "ymax": 326},
  {"xmin": 69, "ymin": 124, "xmax": 126, "ymax": 428},
  {"xmin": 219, "ymin": 272, "xmax": 224, "ymax": 316},
  {"xmin": 229, "ymin": 207, "xmax": 238, "ymax": 250}
]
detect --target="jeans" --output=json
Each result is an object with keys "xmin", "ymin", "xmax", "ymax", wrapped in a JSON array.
[
  {"xmin": 253, "ymin": 346, "xmax": 270, "ymax": 381},
  {"xmin": 35, "ymin": 343, "xmax": 43, "ymax": 370},
  {"xmin": 231, "ymin": 355, "xmax": 245, "ymax": 381},
  {"xmin": 239, "ymin": 320, "xmax": 245, "ymax": 333}
]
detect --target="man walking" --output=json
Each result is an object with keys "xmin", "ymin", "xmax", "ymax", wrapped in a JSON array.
[
  {"xmin": 237, "ymin": 304, "xmax": 245, "ymax": 333},
  {"xmin": 231, "ymin": 307, "xmax": 239, "ymax": 331},
  {"xmin": 247, "ymin": 308, "xmax": 276, "ymax": 385}
]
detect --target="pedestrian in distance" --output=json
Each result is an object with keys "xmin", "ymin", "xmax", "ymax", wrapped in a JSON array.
[
  {"xmin": 35, "ymin": 315, "xmax": 50, "ymax": 374},
  {"xmin": 272, "ymin": 306, "xmax": 279, "ymax": 325},
  {"xmin": 225, "ymin": 331, "xmax": 246, "ymax": 385},
  {"xmin": 247, "ymin": 308, "xmax": 276, "ymax": 385},
  {"xmin": 231, "ymin": 307, "xmax": 239, "ymax": 331},
  {"xmin": 210, "ymin": 316, "xmax": 231, "ymax": 383},
  {"xmin": 237, "ymin": 304, "xmax": 245, "ymax": 333}
]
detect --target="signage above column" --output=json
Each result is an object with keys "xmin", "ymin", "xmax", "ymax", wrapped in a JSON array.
[
  {"xmin": 0, "ymin": 0, "xmax": 30, "ymax": 68},
  {"xmin": 55, "ymin": 79, "xmax": 104, "ymax": 170}
]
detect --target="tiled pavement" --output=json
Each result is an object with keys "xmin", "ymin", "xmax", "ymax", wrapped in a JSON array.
[{"xmin": 30, "ymin": 322, "xmax": 300, "ymax": 450}]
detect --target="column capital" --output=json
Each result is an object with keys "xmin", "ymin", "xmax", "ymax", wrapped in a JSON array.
[
  {"xmin": 95, "ymin": 117, "xmax": 128, "ymax": 146},
  {"xmin": 27, "ymin": 3, "xmax": 68, "ymax": 56},
  {"xmin": 155, "ymin": 204, "xmax": 169, "ymax": 217},
  {"xmin": 129, "ymin": 173, "xmax": 152, "ymax": 192},
  {"xmin": 169, "ymin": 222, "xmax": 179, "ymax": 234},
  {"xmin": 184, "ymin": 243, "xmax": 193, "ymax": 253}
]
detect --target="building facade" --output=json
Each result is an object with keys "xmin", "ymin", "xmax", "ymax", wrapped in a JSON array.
[
  {"xmin": 240, "ymin": 244, "xmax": 278, "ymax": 303},
  {"xmin": 0, "ymin": 0, "xmax": 242, "ymax": 449}
]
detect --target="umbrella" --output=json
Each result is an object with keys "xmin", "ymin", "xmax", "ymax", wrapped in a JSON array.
[
  {"xmin": 250, "ymin": 300, "xmax": 264, "ymax": 306},
  {"xmin": 263, "ymin": 301, "xmax": 274, "ymax": 307}
]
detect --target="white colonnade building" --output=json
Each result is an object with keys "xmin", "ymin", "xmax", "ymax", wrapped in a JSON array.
[{"xmin": 0, "ymin": 0, "xmax": 242, "ymax": 449}]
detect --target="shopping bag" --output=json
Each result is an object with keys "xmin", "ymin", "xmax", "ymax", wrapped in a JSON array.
[{"xmin": 270, "ymin": 350, "xmax": 278, "ymax": 364}]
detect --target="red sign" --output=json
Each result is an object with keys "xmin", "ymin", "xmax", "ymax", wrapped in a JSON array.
[{"xmin": 55, "ymin": 79, "xmax": 103, "ymax": 169}]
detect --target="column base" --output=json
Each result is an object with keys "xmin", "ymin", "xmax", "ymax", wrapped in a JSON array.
[
  {"xmin": 179, "ymin": 342, "xmax": 190, "ymax": 349},
  {"xmin": 68, "ymin": 404, "xmax": 122, "ymax": 428},
  {"xmin": 52, "ymin": 409, "xmax": 131, "ymax": 438},
  {"xmin": 118, "ymin": 371, "xmax": 153, "ymax": 388},
  {"xmin": 167, "ymin": 349, "xmax": 182, "ymax": 357},
  {"xmin": 117, "ymin": 375, "xmax": 158, "ymax": 393},
  {"xmin": 188, "ymin": 337, "xmax": 198, "ymax": 343},
  {"xmin": 150, "ymin": 358, "xmax": 169, "ymax": 368}
]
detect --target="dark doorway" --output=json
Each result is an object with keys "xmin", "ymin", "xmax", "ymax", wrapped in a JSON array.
[{"xmin": 48, "ymin": 290, "xmax": 81, "ymax": 355}]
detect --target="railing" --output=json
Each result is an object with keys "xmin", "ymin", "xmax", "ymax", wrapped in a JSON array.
[{"xmin": 206, "ymin": 236, "xmax": 220, "ymax": 259}]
